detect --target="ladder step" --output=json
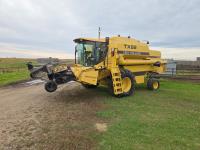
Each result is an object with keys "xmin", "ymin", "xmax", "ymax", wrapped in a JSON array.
[
  {"xmin": 113, "ymin": 82, "xmax": 122, "ymax": 84},
  {"xmin": 114, "ymin": 85, "xmax": 122, "ymax": 88},
  {"xmin": 113, "ymin": 85, "xmax": 122, "ymax": 88},
  {"xmin": 111, "ymin": 67, "xmax": 123, "ymax": 95},
  {"xmin": 112, "ymin": 74, "xmax": 120, "ymax": 77},
  {"xmin": 112, "ymin": 76, "xmax": 121, "ymax": 78},
  {"xmin": 114, "ymin": 87, "xmax": 122, "ymax": 90},
  {"xmin": 114, "ymin": 89, "xmax": 122, "ymax": 91},
  {"xmin": 114, "ymin": 89, "xmax": 123, "ymax": 93},
  {"xmin": 113, "ymin": 77, "xmax": 121, "ymax": 79},
  {"xmin": 113, "ymin": 79, "xmax": 121, "ymax": 82}
]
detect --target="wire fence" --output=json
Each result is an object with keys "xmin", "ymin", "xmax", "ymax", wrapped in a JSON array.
[
  {"xmin": 162, "ymin": 68, "xmax": 200, "ymax": 82},
  {"xmin": 163, "ymin": 68, "xmax": 200, "ymax": 77},
  {"xmin": 0, "ymin": 67, "xmax": 27, "ymax": 74}
]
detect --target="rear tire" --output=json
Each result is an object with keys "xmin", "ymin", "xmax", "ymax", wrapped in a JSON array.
[{"xmin": 147, "ymin": 78, "xmax": 160, "ymax": 90}]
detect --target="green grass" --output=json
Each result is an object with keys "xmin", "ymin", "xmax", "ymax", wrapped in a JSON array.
[
  {"xmin": 0, "ymin": 58, "xmax": 74, "ymax": 86},
  {"xmin": 0, "ymin": 58, "xmax": 36, "ymax": 86},
  {"xmin": 0, "ymin": 58, "xmax": 37, "ymax": 68},
  {"xmin": 96, "ymin": 80, "xmax": 200, "ymax": 150},
  {"xmin": 0, "ymin": 70, "xmax": 30, "ymax": 86}
]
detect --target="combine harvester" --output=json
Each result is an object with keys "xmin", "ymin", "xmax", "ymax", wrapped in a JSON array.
[{"xmin": 27, "ymin": 36, "xmax": 166, "ymax": 97}]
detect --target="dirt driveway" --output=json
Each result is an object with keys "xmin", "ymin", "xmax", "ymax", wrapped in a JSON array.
[{"xmin": 0, "ymin": 82, "xmax": 106, "ymax": 150}]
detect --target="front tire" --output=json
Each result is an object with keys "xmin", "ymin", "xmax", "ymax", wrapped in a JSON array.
[
  {"xmin": 45, "ymin": 81, "xmax": 57, "ymax": 92},
  {"xmin": 108, "ymin": 70, "xmax": 135, "ymax": 97},
  {"xmin": 121, "ymin": 70, "xmax": 135, "ymax": 96}
]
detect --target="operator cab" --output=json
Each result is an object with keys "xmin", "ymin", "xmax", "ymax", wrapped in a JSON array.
[{"xmin": 74, "ymin": 38, "xmax": 107, "ymax": 67}]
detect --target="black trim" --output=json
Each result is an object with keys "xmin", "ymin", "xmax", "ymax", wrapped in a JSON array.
[
  {"xmin": 118, "ymin": 50, "xmax": 149, "ymax": 56},
  {"xmin": 133, "ymin": 71, "xmax": 146, "ymax": 76},
  {"xmin": 106, "ymin": 37, "xmax": 109, "ymax": 67}
]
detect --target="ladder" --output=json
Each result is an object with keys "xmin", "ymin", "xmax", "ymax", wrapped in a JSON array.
[{"xmin": 111, "ymin": 67, "xmax": 123, "ymax": 95}]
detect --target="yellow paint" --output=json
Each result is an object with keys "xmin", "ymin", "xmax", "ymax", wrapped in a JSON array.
[
  {"xmin": 110, "ymin": 67, "xmax": 123, "ymax": 94},
  {"xmin": 71, "ymin": 66, "xmax": 98, "ymax": 85},
  {"xmin": 70, "ymin": 36, "xmax": 166, "ymax": 96},
  {"xmin": 79, "ymin": 69, "xmax": 98, "ymax": 85},
  {"xmin": 153, "ymin": 81, "xmax": 159, "ymax": 89},
  {"xmin": 135, "ymin": 76, "xmax": 145, "ymax": 84},
  {"xmin": 122, "ymin": 77, "xmax": 132, "ymax": 92}
]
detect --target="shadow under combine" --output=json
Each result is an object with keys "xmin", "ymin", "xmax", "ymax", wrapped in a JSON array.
[{"xmin": 54, "ymin": 82, "xmax": 109, "ymax": 103}]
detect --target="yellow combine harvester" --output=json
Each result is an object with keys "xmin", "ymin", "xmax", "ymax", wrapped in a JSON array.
[{"xmin": 27, "ymin": 36, "xmax": 166, "ymax": 97}]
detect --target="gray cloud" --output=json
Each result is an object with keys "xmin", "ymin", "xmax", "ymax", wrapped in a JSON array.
[{"xmin": 0, "ymin": 0, "xmax": 200, "ymax": 58}]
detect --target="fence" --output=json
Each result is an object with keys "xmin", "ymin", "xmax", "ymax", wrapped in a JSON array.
[
  {"xmin": 163, "ymin": 68, "xmax": 200, "ymax": 76},
  {"xmin": 163, "ymin": 68, "xmax": 176, "ymax": 77},
  {"xmin": 0, "ymin": 67, "xmax": 27, "ymax": 74},
  {"xmin": 162, "ymin": 68, "xmax": 200, "ymax": 82}
]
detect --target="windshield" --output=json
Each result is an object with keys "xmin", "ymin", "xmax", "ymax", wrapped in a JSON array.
[{"xmin": 75, "ymin": 41, "xmax": 107, "ymax": 66}]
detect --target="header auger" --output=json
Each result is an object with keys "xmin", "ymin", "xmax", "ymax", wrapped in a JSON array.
[{"xmin": 27, "ymin": 36, "xmax": 166, "ymax": 97}]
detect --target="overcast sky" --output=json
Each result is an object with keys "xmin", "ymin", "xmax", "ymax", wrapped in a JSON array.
[{"xmin": 0, "ymin": 0, "xmax": 200, "ymax": 60}]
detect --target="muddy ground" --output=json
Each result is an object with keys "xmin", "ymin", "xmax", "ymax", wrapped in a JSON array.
[{"xmin": 0, "ymin": 82, "xmax": 106, "ymax": 150}]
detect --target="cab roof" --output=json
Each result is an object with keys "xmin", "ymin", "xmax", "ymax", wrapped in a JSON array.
[{"xmin": 73, "ymin": 38, "xmax": 106, "ymax": 43}]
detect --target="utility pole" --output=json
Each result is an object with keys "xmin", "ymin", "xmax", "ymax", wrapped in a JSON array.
[{"xmin": 98, "ymin": 27, "xmax": 101, "ymax": 39}]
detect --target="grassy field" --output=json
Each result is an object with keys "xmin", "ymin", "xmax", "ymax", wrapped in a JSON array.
[
  {"xmin": 95, "ymin": 80, "xmax": 200, "ymax": 150},
  {"xmin": 0, "ymin": 58, "xmax": 37, "ymax": 86},
  {"xmin": 1, "ymin": 58, "xmax": 200, "ymax": 149},
  {"xmin": 0, "ymin": 58, "xmax": 37, "ymax": 68},
  {"xmin": 0, "ymin": 58, "xmax": 75, "ymax": 86},
  {"xmin": 0, "ymin": 71, "xmax": 30, "ymax": 86}
]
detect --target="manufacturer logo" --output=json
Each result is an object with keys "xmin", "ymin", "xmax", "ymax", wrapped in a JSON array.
[{"xmin": 124, "ymin": 44, "xmax": 137, "ymax": 49}]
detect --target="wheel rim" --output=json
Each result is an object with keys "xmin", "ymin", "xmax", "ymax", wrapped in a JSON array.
[
  {"xmin": 46, "ymin": 82, "xmax": 56, "ymax": 91},
  {"xmin": 122, "ymin": 77, "xmax": 132, "ymax": 93},
  {"xmin": 153, "ymin": 81, "xmax": 159, "ymax": 89},
  {"xmin": 48, "ymin": 83, "xmax": 54, "ymax": 90}
]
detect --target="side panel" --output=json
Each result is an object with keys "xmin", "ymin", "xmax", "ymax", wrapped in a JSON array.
[
  {"xmin": 71, "ymin": 66, "xmax": 99, "ymax": 85},
  {"xmin": 79, "ymin": 69, "xmax": 98, "ymax": 85},
  {"xmin": 135, "ymin": 75, "xmax": 145, "ymax": 84},
  {"xmin": 123, "ymin": 64, "xmax": 165, "ymax": 74}
]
